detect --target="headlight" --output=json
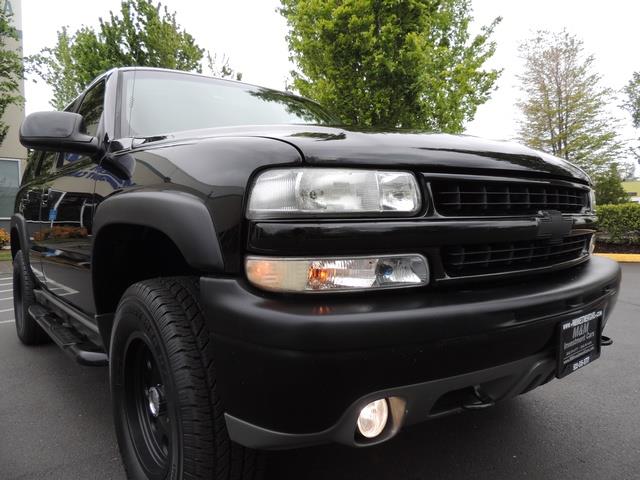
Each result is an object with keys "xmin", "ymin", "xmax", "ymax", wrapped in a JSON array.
[
  {"xmin": 589, "ymin": 188, "xmax": 596, "ymax": 212},
  {"xmin": 245, "ymin": 254, "xmax": 429, "ymax": 293},
  {"xmin": 246, "ymin": 168, "xmax": 421, "ymax": 219}
]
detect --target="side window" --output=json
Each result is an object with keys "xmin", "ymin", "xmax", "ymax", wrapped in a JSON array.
[
  {"xmin": 62, "ymin": 80, "xmax": 106, "ymax": 168},
  {"xmin": 38, "ymin": 151, "xmax": 60, "ymax": 177},
  {"xmin": 77, "ymin": 80, "xmax": 105, "ymax": 138},
  {"xmin": 21, "ymin": 151, "xmax": 40, "ymax": 184}
]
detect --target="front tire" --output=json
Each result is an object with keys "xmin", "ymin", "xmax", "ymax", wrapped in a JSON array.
[
  {"xmin": 13, "ymin": 250, "xmax": 49, "ymax": 345},
  {"xmin": 110, "ymin": 277, "xmax": 260, "ymax": 480}
]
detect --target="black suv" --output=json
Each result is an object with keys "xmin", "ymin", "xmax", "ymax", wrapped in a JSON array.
[{"xmin": 11, "ymin": 67, "xmax": 621, "ymax": 480}]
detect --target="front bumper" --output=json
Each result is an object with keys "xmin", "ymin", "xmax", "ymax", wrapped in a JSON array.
[{"xmin": 199, "ymin": 256, "xmax": 620, "ymax": 449}]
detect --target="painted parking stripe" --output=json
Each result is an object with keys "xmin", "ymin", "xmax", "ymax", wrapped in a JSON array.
[
  {"xmin": 0, "ymin": 307, "xmax": 14, "ymax": 313},
  {"xmin": 0, "ymin": 297, "xmax": 12, "ymax": 301},
  {"xmin": 0, "ymin": 289, "xmax": 12, "ymax": 293},
  {"xmin": 0, "ymin": 282, "xmax": 12, "ymax": 287},
  {"xmin": 0, "ymin": 319, "xmax": 15, "ymax": 325}
]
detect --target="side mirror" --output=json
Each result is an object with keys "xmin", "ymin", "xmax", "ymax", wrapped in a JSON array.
[{"xmin": 20, "ymin": 111, "xmax": 100, "ymax": 156}]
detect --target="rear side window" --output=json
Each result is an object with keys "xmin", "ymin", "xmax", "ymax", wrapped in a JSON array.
[{"xmin": 77, "ymin": 80, "xmax": 105, "ymax": 137}]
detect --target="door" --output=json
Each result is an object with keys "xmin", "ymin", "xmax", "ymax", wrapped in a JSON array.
[
  {"xmin": 39, "ymin": 79, "xmax": 105, "ymax": 315},
  {"xmin": 15, "ymin": 151, "xmax": 59, "ymax": 284}
]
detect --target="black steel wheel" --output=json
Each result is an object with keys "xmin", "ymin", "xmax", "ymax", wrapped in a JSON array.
[
  {"xmin": 123, "ymin": 336, "xmax": 172, "ymax": 478},
  {"xmin": 110, "ymin": 277, "xmax": 260, "ymax": 480},
  {"xmin": 12, "ymin": 250, "xmax": 49, "ymax": 345}
]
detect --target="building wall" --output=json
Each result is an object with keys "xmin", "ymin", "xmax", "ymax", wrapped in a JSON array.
[
  {"xmin": 0, "ymin": 0, "xmax": 25, "ymax": 233},
  {"xmin": 622, "ymin": 181, "xmax": 640, "ymax": 204}
]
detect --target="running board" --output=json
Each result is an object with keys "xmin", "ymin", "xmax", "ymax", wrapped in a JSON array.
[{"xmin": 28, "ymin": 304, "xmax": 108, "ymax": 367}]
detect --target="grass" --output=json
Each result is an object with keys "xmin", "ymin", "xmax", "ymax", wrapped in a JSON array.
[{"xmin": 0, "ymin": 250, "xmax": 12, "ymax": 262}]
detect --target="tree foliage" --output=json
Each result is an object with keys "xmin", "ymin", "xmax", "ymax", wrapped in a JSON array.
[
  {"xmin": 624, "ymin": 72, "xmax": 640, "ymax": 171},
  {"xmin": 0, "ymin": 8, "xmax": 23, "ymax": 144},
  {"xmin": 28, "ymin": 0, "xmax": 239, "ymax": 110},
  {"xmin": 592, "ymin": 164, "xmax": 630, "ymax": 205},
  {"xmin": 624, "ymin": 72, "xmax": 640, "ymax": 130},
  {"xmin": 280, "ymin": 0, "xmax": 501, "ymax": 132},
  {"xmin": 517, "ymin": 30, "xmax": 626, "ymax": 178}
]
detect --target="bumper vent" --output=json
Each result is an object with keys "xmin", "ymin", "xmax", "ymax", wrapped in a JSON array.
[
  {"xmin": 443, "ymin": 234, "xmax": 591, "ymax": 277},
  {"xmin": 431, "ymin": 180, "xmax": 588, "ymax": 216}
]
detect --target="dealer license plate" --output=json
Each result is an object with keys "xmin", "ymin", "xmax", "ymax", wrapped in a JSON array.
[{"xmin": 557, "ymin": 309, "xmax": 603, "ymax": 378}]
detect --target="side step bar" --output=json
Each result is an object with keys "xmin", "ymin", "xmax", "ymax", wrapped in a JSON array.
[{"xmin": 28, "ymin": 304, "xmax": 108, "ymax": 367}]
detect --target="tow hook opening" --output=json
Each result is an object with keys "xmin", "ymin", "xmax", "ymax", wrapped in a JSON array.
[
  {"xmin": 461, "ymin": 386, "xmax": 496, "ymax": 411},
  {"xmin": 601, "ymin": 335, "xmax": 613, "ymax": 347},
  {"xmin": 430, "ymin": 385, "xmax": 498, "ymax": 415}
]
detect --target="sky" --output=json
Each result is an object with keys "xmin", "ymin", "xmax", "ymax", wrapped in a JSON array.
[{"xmin": 19, "ymin": 0, "xmax": 640, "ymax": 153}]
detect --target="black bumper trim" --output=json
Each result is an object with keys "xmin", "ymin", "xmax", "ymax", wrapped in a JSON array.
[{"xmin": 225, "ymin": 352, "xmax": 556, "ymax": 450}]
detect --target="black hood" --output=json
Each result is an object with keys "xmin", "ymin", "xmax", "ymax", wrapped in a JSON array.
[{"xmin": 135, "ymin": 124, "xmax": 591, "ymax": 184}]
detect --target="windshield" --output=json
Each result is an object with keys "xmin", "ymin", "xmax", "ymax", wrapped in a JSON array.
[{"xmin": 120, "ymin": 70, "xmax": 336, "ymax": 137}]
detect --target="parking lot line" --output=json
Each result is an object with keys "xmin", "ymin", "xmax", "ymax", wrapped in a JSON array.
[
  {"xmin": 0, "ymin": 297, "xmax": 12, "ymax": 301},
  {"xmin": 0, "ymin": 289, "xmax": 13, "ymax": 293},
  {"xmin": 0, "ymin": 307, "xmax": 14, "ymax": 313},
  {"xmin": 0, "ymin": 319, "xmax": 14, "ymax": 325}
]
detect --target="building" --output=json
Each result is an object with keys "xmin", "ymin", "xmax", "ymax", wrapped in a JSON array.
[
  {"xmin": 0, "ymin": 0, "xmax": 25, "ymax": 232},
  {"xmin": 622, "ymin": 181, "xmax": 640, "ymax": 204}
]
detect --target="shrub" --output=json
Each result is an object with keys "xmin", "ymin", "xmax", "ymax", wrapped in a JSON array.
[
  {"xmin": 596, "ymin": 203, "xmax": 640, "ymax": 243},
  {"xmin": 0, "ymin": 228, "xmax": 9, "ymax": 248}
]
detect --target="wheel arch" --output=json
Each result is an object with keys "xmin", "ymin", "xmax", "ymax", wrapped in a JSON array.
[
  {"xmin": 10, "ymin": 214, "xmax": 30, "ymax": 262},
  {"xmin": 92, "ymin": 190, "xmax": 223, "ymax": 274},
  {"xmin": 92, "ymin": 190, "xmax": 223, "ymax": 348}
]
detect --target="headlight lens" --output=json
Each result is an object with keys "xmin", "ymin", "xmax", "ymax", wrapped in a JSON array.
[
  {"xmin": 245, "ymin": 254, "xmax": 429, "ymax": 293},
  {"xmin": 246, "ymin": 168, "xmax": 421, "ymax": 219}
]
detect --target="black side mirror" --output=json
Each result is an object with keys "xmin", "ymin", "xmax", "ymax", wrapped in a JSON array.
[{"xmin": 19, "ymin": 111, "xmax": 100, "ymax": 156}]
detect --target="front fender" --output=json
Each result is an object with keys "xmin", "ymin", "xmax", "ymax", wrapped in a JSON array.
[{"xmin": 92, "ymin": 190, "xmax": 223, "ymax": 272}]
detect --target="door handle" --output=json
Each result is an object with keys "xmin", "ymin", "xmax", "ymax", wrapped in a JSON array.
[{"xmin": 41, "ymin": 188, "xmax": 52, "ymax": 205}]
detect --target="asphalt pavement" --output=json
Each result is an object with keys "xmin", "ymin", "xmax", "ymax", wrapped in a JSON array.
[{"xmin": 0, "ymin": 261, "xmax": 638, "ymax": 480}]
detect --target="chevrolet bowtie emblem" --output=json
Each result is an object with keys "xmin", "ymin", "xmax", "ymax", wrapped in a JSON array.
[{"xmin": 536, "ymin": 210, "xmax": 573, "ymax": 242}]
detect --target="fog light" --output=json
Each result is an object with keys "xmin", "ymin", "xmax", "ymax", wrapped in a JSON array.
[
  {"xmin": 245, "ymin": 254, "xmax": 429, "ymax": 293},
  {"xmin": 357, "ymin": 399, "xmax": 389, "ymax": 439}
]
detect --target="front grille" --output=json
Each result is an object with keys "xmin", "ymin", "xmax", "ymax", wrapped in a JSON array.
[
  {"xmin": 443, "ymin": 234, "xmax": 590, "ymax": 277},
  {"xmin": 431, "ymin": 179, "xmax": 588, "ymax": 216}
]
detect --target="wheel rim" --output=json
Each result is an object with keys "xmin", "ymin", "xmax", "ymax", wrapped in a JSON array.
[
  {"xmin": 13, "ymin": 267, "xmax": 24, "ymax": 334},
  {"xmin": 123, "ymin": 337, "xmax": 172, "ymax": 479}
]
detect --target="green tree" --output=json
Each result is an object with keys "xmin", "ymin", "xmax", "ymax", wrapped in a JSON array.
[
  {"xmin": 623, "ymin": 71, "xmax": 640, "ymax": 170},
  {"xmin": 517, "ymin": 30, "xmax": 625, "ymax": 178},
  {"xmin": 0, "ymin": 8, "xmax": 23, "ymax": 144},
  {"xmin": 593, "ymin": 165, "xmax": 630, "ymax": 205},
  {"xmin": 624, "ymin": 72, "xmax": 640, "ymax": 129},
  {"xmin": 28, "ymin": 0, "xmax": 239, "ymax": 110},
  {"xmin": 279, "ymin": 0, "xmax": 501, "ymax": 132}
]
